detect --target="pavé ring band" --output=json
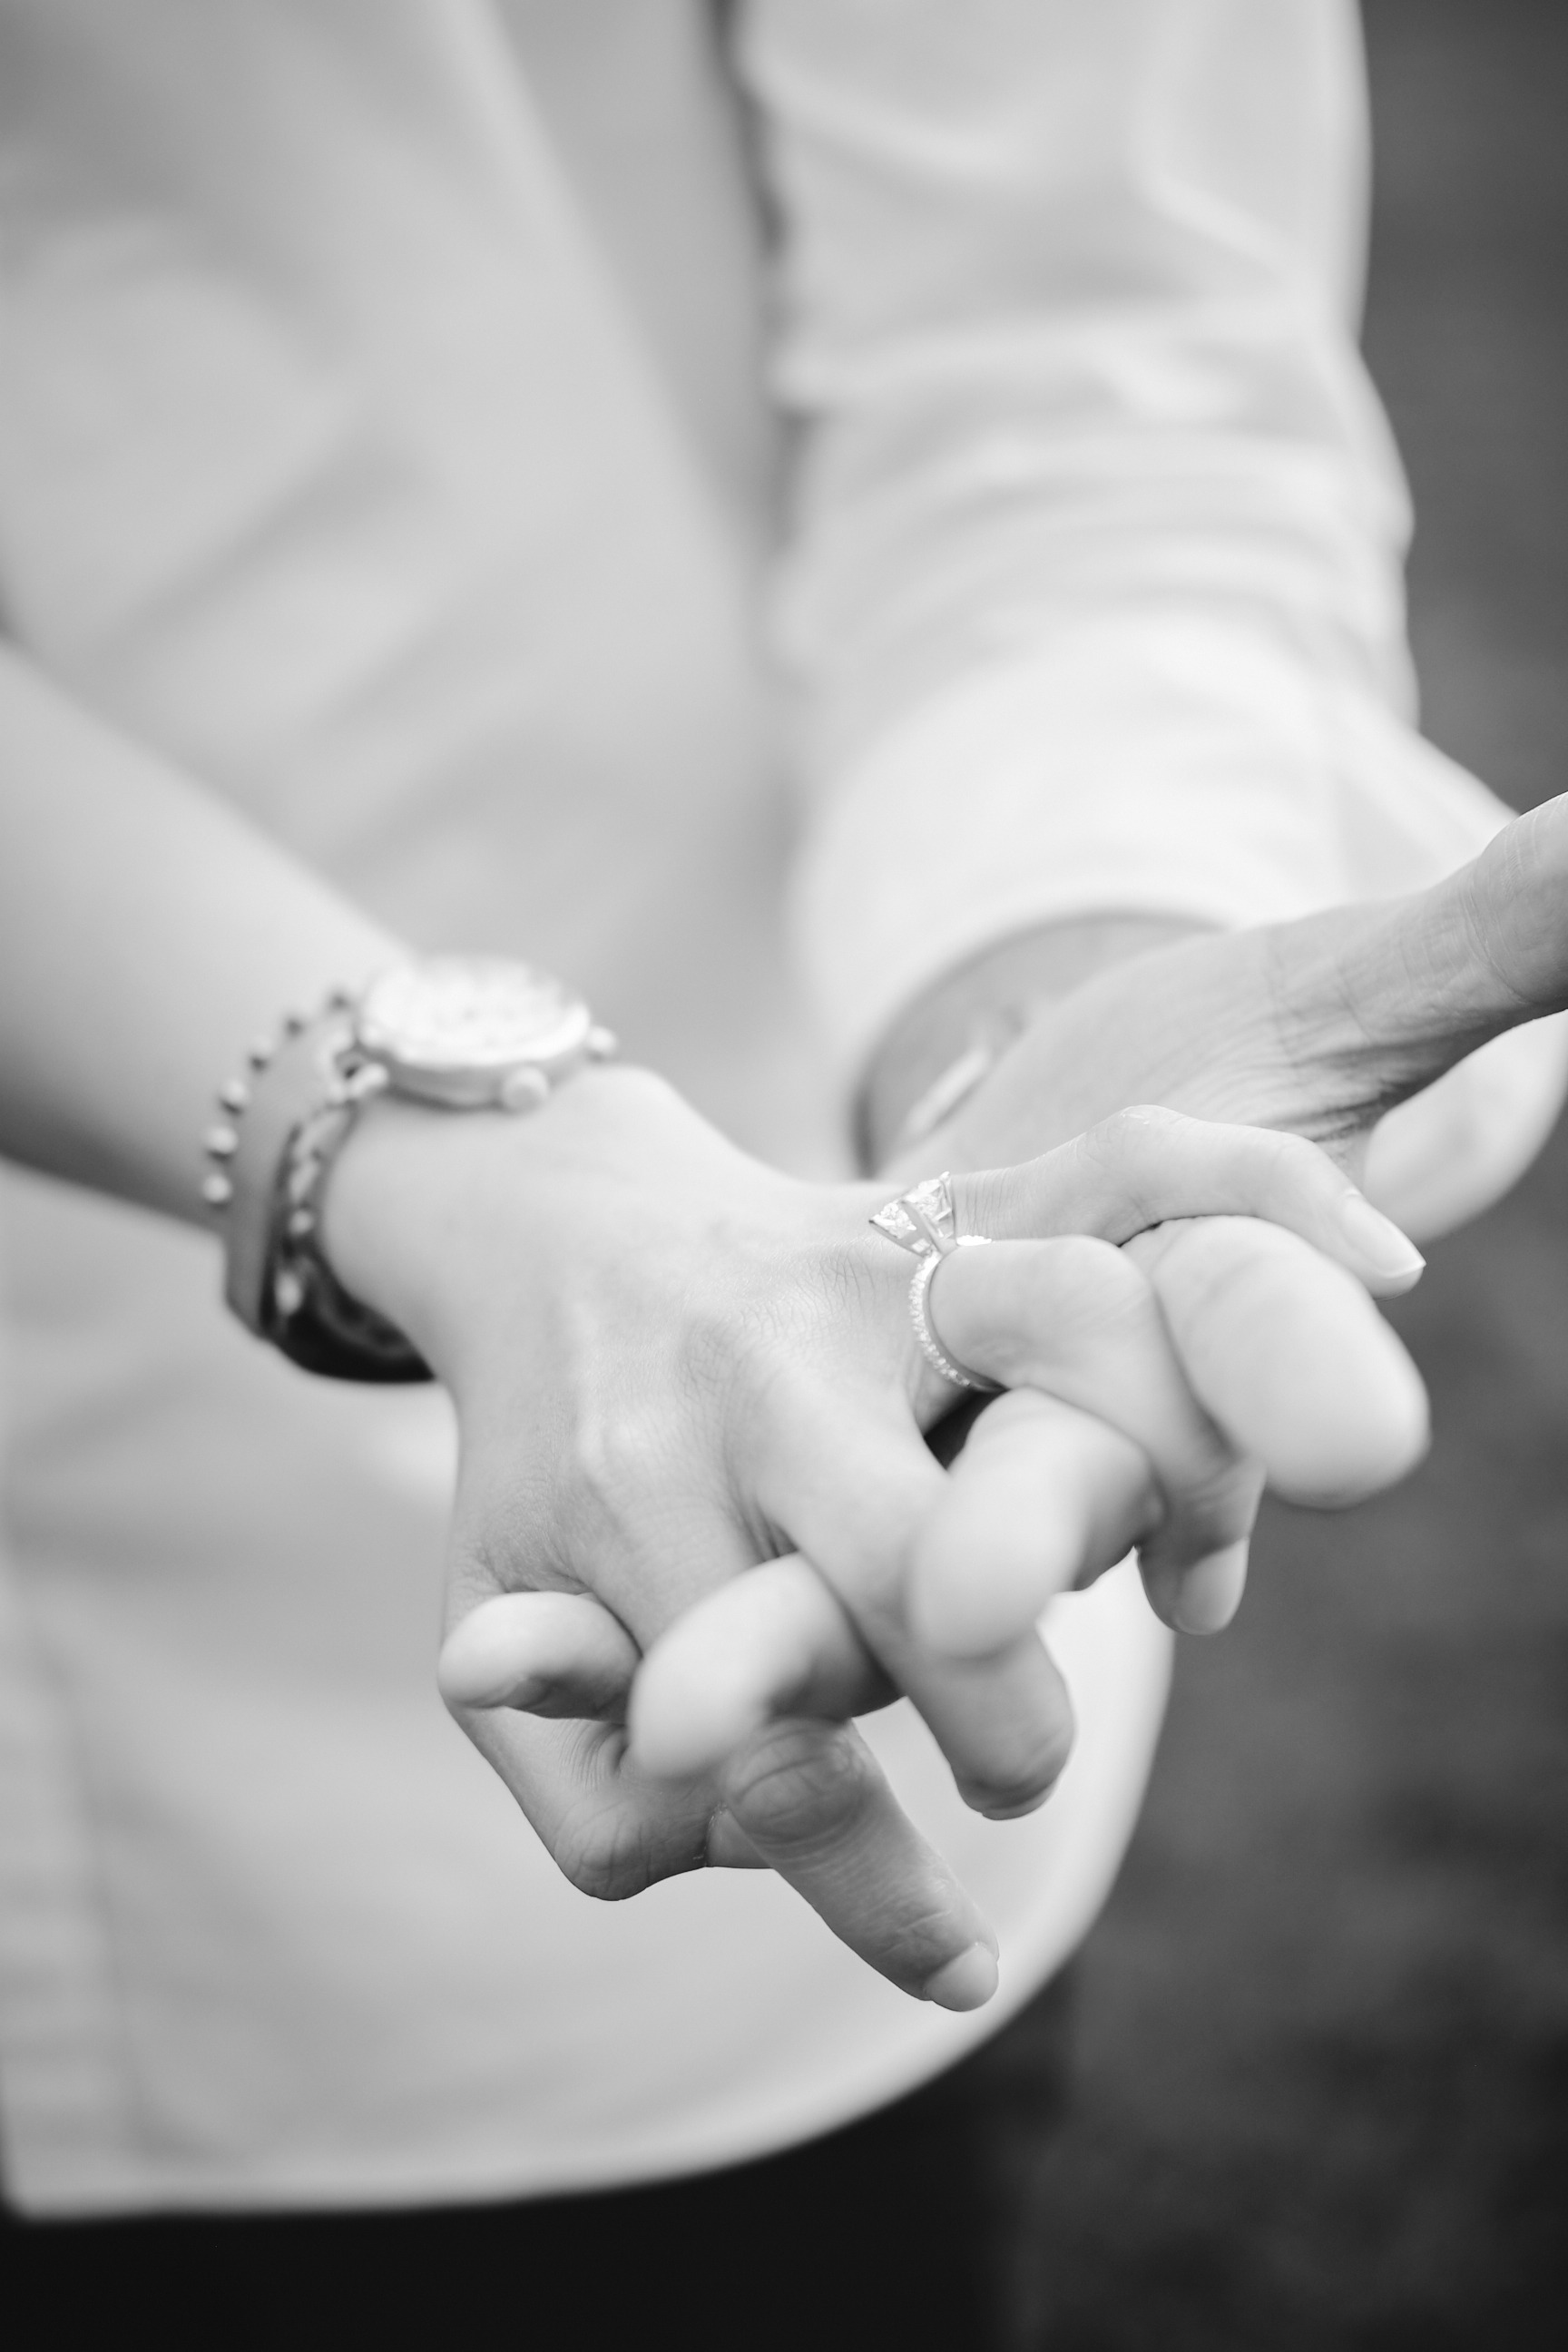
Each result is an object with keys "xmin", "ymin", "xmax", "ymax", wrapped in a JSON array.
[
  {"xmin": 907, "ymin": 1237, "xmax": 1000, "ymax": 1394},
  {"xmin": 869, "ymin": 1172, "xmax": 1003, "ymax": 1396}
]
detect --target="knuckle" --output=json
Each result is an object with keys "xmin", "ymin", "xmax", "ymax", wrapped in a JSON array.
[
  {"xmin": 1030, "ymin": 1117, "xmax": 1152, "ymax": 1244},
  {"xmin": 1079, "ymin": 1103, "xmax": 1184, "ymax": 1192},
  {"xmin": 679, "ymin": 1285, "xmax": 779, "ymax": 1407},
  {"xmin": 1099, "ymin": 1102, "xmax": 1185, "ymax": 1152},
  {"xmin": 553, "ymin": 1802, "xmax": 665, "ymax": 1904},
  {"xmin": 557, "ymin": 1407, "xmax": 671, "ymax": 1552},
  {"xmin": 719, "ymin": 1720, "xmax": 875, "ymax": 1855}
]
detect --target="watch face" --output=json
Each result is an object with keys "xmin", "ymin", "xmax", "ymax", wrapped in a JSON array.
[{"xmin": 356, "ymin": 957, "xmax": 592, "ymax": 1103}]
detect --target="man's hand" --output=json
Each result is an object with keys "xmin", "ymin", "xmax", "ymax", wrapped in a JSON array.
[{"xmin": 938, "ymin": 793, "xmax": 1568, "ymax": 1199}]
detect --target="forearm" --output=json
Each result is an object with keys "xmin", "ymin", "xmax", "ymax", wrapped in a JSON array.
[
  {"xmin": 0, "ymin": 644, "xmax": 400, "ymax": 1223},
  {"xmin": 767, "ymin": 0, "xmax": 1452, "ymax": 1130},
  {"xmin": 859, "ymin": 913, "xmax": 1210, "ymax": 1171}
]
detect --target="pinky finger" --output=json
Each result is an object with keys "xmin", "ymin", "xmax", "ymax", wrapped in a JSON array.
[{"xmin": 437, "ymin": 1591, "xmax": 642, "ymax": 1722}]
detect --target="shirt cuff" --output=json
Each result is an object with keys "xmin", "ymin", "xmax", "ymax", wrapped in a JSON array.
[{"xmin": 789, "ymin": 612, "xmax": 1568, "ymax": 1233}]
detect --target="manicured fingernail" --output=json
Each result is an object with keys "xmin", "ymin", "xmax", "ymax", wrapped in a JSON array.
[
  {"xmin": 923, "ymin": 1943, "xmax": 999, "ymax": 2011},
  {"xmin": 1338, "ymin": 1191, "xmax": 1426, "ymax": 1282},
  {"xmin": 1171, "ymin": 1542, "xmax": 1249, "ymax": 1636}
]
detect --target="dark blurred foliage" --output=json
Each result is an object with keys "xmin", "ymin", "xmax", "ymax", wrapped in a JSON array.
[{"xmin": 1015, "ymin": 6, "xmax": 1568, "ymax": 2345}]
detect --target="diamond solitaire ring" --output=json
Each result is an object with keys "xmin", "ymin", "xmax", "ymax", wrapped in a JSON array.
[{"xmin": 869, "ymin": 1174, "xmax": 1001, "ymax": 1396}]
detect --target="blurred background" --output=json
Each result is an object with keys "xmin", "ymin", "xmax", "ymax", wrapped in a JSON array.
[{"xmin": 1022, "ymin": 5, "xmax": 1568, "ymax": 2344}]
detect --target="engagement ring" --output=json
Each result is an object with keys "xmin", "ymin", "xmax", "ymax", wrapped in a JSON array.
[{"xmin": 869, "ymin": 1174, "xmax": 1001, "ymax": 1396}]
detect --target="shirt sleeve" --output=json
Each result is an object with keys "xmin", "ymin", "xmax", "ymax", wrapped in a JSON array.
[{"xmin": 737, "ymin": 0, "xmax": 1563, "ymax": 1208}]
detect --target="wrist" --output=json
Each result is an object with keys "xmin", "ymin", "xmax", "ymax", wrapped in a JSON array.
[
  {"xmin": 316, "ymin": 1089, "xmax": 467, "ymax": 1364},
  {"xmin": 318, "ymin": 1061, "xmax": 672, "ymax": 1386},
  {"xmin": 211, "ymin": 952, "xmax": 619, "ymax": 1382},
  {"xmin": 859, "ymin": 914, "xmax": 1210, "ymax": 1172}
]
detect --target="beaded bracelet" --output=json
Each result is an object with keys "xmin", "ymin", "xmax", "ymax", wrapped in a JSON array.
[{"xmin": 202, "ymin": 993, "xmax": 430, "ymax": 1383}]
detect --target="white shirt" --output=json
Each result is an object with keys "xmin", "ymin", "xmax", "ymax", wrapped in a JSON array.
[{"xmin": 0, "ymin": 0, "xmax": 1559, "ymax": 2214}]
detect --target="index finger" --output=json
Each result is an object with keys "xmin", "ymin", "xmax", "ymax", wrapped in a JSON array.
[{"xmin": 956, "ymin": 1106, "xmax": 1426, "ymax": 1296}]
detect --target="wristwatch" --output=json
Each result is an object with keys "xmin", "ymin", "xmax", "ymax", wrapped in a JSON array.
[
  {"xmin": 351, "ymin": 956, "xmax": 616, "ymax": 1112},
  {"xmin": 206, "ymin": 957, "xmax": 616, "ymax": 1380}
]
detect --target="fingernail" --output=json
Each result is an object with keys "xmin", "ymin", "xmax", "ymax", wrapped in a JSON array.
[
  {"xmin": 1171, "ymin": 1541, "xmax": 1250, "ymax": 1636},
  {"xmin": 975, "ymin": 1789, "xmax": 1054, "ymax": 1822},
  {"xmin": 1338, "ymin": 1191, "xmax": 1426, "ymax": 1282},
  {"xmin": 923, "ymin": 1943, "xmax": 1000, "ymax": 2012}
]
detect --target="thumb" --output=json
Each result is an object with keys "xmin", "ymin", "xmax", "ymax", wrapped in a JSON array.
[
  {"xmin": 1127, "ymin": 1214, "xmax": 1429, "ymax": 1508},
  {"xmin": 1335, "ymin": 794, "xmax": 1568, "ymax": 1079},
  {"xmin": 1455, "ymin": 793, "xmax": 1568, "ymax": 1018}
]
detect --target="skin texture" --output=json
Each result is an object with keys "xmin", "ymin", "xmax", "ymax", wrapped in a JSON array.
[
  {"xmin": 0, "ymin": 640, "xmax": 1417, "ymax": 2006},
  {"xmin": 333, "ymin": 1078, "xmax": 1426, "ymax": 2000},
  {"xmin": 5, "ymin": 618, "xmax": 1567, "ymax": 2007},
  {"xmin": 932, "ymin": 798, "xmax": 1568, "ymax": 1185},
  {"xmin": 466, "ymin": 793, "xmax": 1568, "ymax": 1999}
]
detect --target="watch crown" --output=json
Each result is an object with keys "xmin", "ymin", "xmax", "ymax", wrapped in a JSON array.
[{"xmin": 498, "ymin": 1065, "xmax": 551, "ymax": 1114}]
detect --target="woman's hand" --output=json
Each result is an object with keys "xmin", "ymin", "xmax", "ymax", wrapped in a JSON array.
[
  {"xmin": 626, "ymin": 1143, "xmax": 1429, "ymax": 1780},
  {"xmin": 324, "ymin": 1064, "xmax": 1427, "ymax": 2003}
]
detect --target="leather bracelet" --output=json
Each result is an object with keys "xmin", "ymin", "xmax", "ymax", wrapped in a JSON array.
[{"xmin": 202, "ymin": 996, "xmax": 431, "ymax": 1383}]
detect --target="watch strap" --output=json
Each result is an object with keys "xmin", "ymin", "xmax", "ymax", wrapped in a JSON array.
[{"xmin": 211, "ymin": 1000, "xmax": 431, "ymax": 1383}]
